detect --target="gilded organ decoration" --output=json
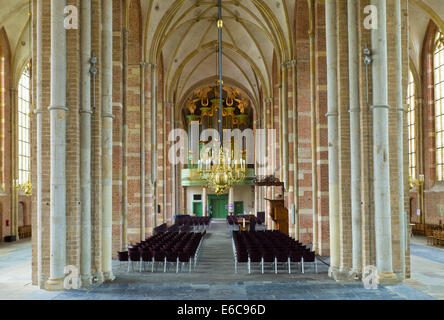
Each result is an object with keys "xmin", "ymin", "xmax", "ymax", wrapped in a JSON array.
[
  {"xmin": 184, "ymin": 85, "xmax": 251, "ymax": 128},
  {"xmin": 234, "ymin": 96, "xmax": 248, "ymax": 114},
  {"xmin": 186, "ymin": 97, "xmax": 199, "ymax": 114}
]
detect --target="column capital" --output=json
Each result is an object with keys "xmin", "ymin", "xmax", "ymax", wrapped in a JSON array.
[
  {"xmin": 79, "ymin": 109, "xmax": 93, "ymax": 115},
  {"xmin": 325, "ymin": 112, "xmax": 338, "ymax": 118},
  {"xmin": 48, "ymin": 105, "xmax": 69, "ymax": 112},
  {"xmin": 34, "ymin": 107, "xmax": 45, "ymax": 114},
  {"xmin": 102, "ymin": 112, "xmax": 115, "ymax": 119},
  {"xmin": 370, "ymin": 104, "xmax": 390, "ymax": 110}
]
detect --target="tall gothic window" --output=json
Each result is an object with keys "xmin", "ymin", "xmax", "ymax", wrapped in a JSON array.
[
  {"xmin": 434, "ymin": 31, "xmax": 444, "ymax": 181},
  {"xmin": 17, "ymin": 66, "xmax": 31, "ymax": 185},
  {"xmin": 408, "ymin": 70, "xmax": 417, "ymax": 179}
]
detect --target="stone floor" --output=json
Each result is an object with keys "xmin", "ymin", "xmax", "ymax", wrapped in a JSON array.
[{"xmin": 1, "ymin": 221, "xmax": 443, "ymax": 300}]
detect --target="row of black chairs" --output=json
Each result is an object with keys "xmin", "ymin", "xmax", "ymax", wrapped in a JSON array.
[
  {"xmin": 117, "ymin": 230, "xmax": 206, "ymax": 273},
  {"xmin": 232, "ymin": 230, "xmax": 317, "ymax": 274},
  {"xmin": 175, "ymin": 215, "xmax": 211, "ymax": 229}
]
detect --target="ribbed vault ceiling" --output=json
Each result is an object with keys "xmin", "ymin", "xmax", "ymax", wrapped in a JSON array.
[
  {"xmin": 141, "ymin": 0, "xmax": 296, "ymax": 107},
  {"xmin": 0, "ymin": 0, "xmax": 31, "ymax": 80}
]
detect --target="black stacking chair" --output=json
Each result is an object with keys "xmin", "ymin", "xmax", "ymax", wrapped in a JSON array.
[
  {"xmin": 302, "ymin": 249, "xmax": 317, "ymax": 273},
  {"xmin": 139, "ymin": 247, "xmax": 153, "ymax": 272},
  {"xmin": 117, "ymin": 251, "xmax": 128, "ymax": 272},
  {"xmin": 261, "ymin": 249, "xmax": 275, "ymax": 274},
  {"xmin": 153, "ymin": 249, "xmax": 165, "ymax": 272},
  {"xmin": 248, "ymin": 250, "xmax": 262, "ymax": 274},
  {"xmin": 289, "ymin": 248, "xmax": 302, "ymax": 273},
  {"xmin": 165, "ymin": 250, "xmax": 178, "ymax": 273},
  {"xmin": 178, "ymin": 249, "xmax": 193, "ymax": 273},
  {"xmin": 128, "ymin": 247, "xmax": 140, "ymax": 272},
  {"xmin": 275, "ymin": 249, "xmax": 290, "ymax": 274}
]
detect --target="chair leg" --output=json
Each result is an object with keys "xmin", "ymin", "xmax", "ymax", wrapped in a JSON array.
[
  {"xmin": 302, "ymin": 258, "xmax": 305, "ymax": 274},
  {"xmin": 139, "ymin": 259, "xmax": 143, "ymax": 272},
  {"xmin": 151, "ymin": 258, "xmax": 155, "ymax": 273},
  {"xmin": 164, "ymin": 258, "xmax": 167, "ymax": 273},
  {"xmin": 248, "ymin": 258, "xmax": 251, "ymax": 274},
  {"xmin": 189, "ymin": 258, "xmax": 192, "ymax": 273},
  {"xmin": 274, "ymin": 258, "xmax": 278, "ymax": 274},
  {"xmin": 315, "ymin": 258, "xmax": 318, "ymax": 273},
  {"xmin": 288, "ymin": 258, "xmax": 291, "ymax": 274},
  {"xmin": 127, "ymin": 260, "xmax": 131, "ymax": 272},
  {"xmin": 176, "ymin": 258, "xmax": 179, "ymax": 274},
  {"xmin": 261, "ymin": 258, "xmax": 264, "ymax": 274}
]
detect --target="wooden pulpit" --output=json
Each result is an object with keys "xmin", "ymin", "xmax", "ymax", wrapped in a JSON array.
[{"xmin": 265, "ymin": 199, "xmax": 289, "ymax": 235}]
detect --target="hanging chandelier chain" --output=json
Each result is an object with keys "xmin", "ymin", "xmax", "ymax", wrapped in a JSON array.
[{"xmin": 196, "ymin": 0, "xmax": 247, "ymax": 195}]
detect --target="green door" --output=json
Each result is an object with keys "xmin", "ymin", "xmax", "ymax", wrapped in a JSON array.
[
  {"xmin": 234, "ymin": 201, "xmax": 244, "ymax": 215},
  {"xmin": 208, "ymin": 194, "xmax": 228, "ymax": 218},
  {"xmin": 193, "ymin": 202, "xmax": 203, "ymax": 217}
]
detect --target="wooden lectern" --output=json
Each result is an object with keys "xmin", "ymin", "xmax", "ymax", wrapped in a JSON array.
[{"xmin": 265, "ymin": 199, "xmax": 289, "ymax": 235}]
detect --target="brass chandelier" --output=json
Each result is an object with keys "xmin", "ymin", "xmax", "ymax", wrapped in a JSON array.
[{"xmin": 197, "ymin": 0, "xmax": 247, "ymax": 195}]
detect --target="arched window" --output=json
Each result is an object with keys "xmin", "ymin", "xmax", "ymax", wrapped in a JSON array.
[
  {"xmin": 17, "ymin": 66, "xmax": 31, "ymax": 186},
  {"xmin": 434, "ymin": 31, "xmax": 444, "ymax": 181},
  {"xmin": 408, "ymin": 70, "xmax": 417, "ymax": 179}
]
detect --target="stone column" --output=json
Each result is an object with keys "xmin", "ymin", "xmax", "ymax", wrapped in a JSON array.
[
  {"xmin": 140, "ymin": 62, "xmax": 146, "ymax": 241},
  {"xmin": 35, "ymin": 0, "xmax": 44, "ymax": 288},
  {"xmin": 347, "ymin": 0, "xmax": 362, "ymax": 276},
  {"xmin": 46, "ymin": 0, "xmax": 67, "ymax": 291},
  {"xmin": 395, "ymin": 0, "xmax": 406, "ymax": 279},
  {"xmin": 182, "ymin": 186, "xmax": 187, "ymax": 215},
  {"xmin": 325, "ymin": 0, "xmax": 340, "ymax": 278},
  {"xmin": 371, "ymin": 0, "xmax": 396, "ymax": 283},
  {"xmin": 202, "ymin": 187, "xmax": 208, "ymax": 216},
  {"xmin": 228, "ymin": 187, "xmax": 234, "ymax": 215},
  {"xmin": 265, "ymin": 97, "xmax": 273, "ymax": 229},
  {"xmin": 80, "ymin": 0, "xmax": 92, "ymax": 286},
  {"xmin": 101, "ymin": 0, "xmax": 114, "ymax": 282}
]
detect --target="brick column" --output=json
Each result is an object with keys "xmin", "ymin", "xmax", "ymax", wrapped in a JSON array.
[
  {"xmin": 80, "ymin": 0, "xmax": 93, "ymax": 286},
  {"xmin": 394, "ymin": 0, "xmax": 406, "ymax": 279},
  {"xmin": 326, "ymin": 0, "xmax": 340, "ymax": 279},
  {"xmin": 46, "ymin": 0, "xmax": 67, "ymax": 291},
  {"xmin": 347, "ymin": 0, "xmax": 362, "ymax": 276},
  {"xmin": 34, "ymin": 0, "xmax": 44, "ymax": 288},
  {"xmin": 371, "ymin": 0, "xmax": 397, "ymax": 283},
  {"xmin": 101, "ymin": 0, "xmax": 115, "ymax": 282}
]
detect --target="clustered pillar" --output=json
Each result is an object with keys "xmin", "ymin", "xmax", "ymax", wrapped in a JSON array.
[
  {"xmin": 325, "ymin": 0, "xmax": 340, "ymax": 279},
  {"xmin": 101, "ymin": 0, "xmax": 114, "ymax": 282},
  {"xmin": 80, "ymin": 0, "xmax": 93, "ymax": 286},
  {"xmin": 47, "ymin": 0, "xmax": 68, "ymax": 291},
  {"xmin": 347, "ymin": 0, "xmax": 362, "ymax": 276}
]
